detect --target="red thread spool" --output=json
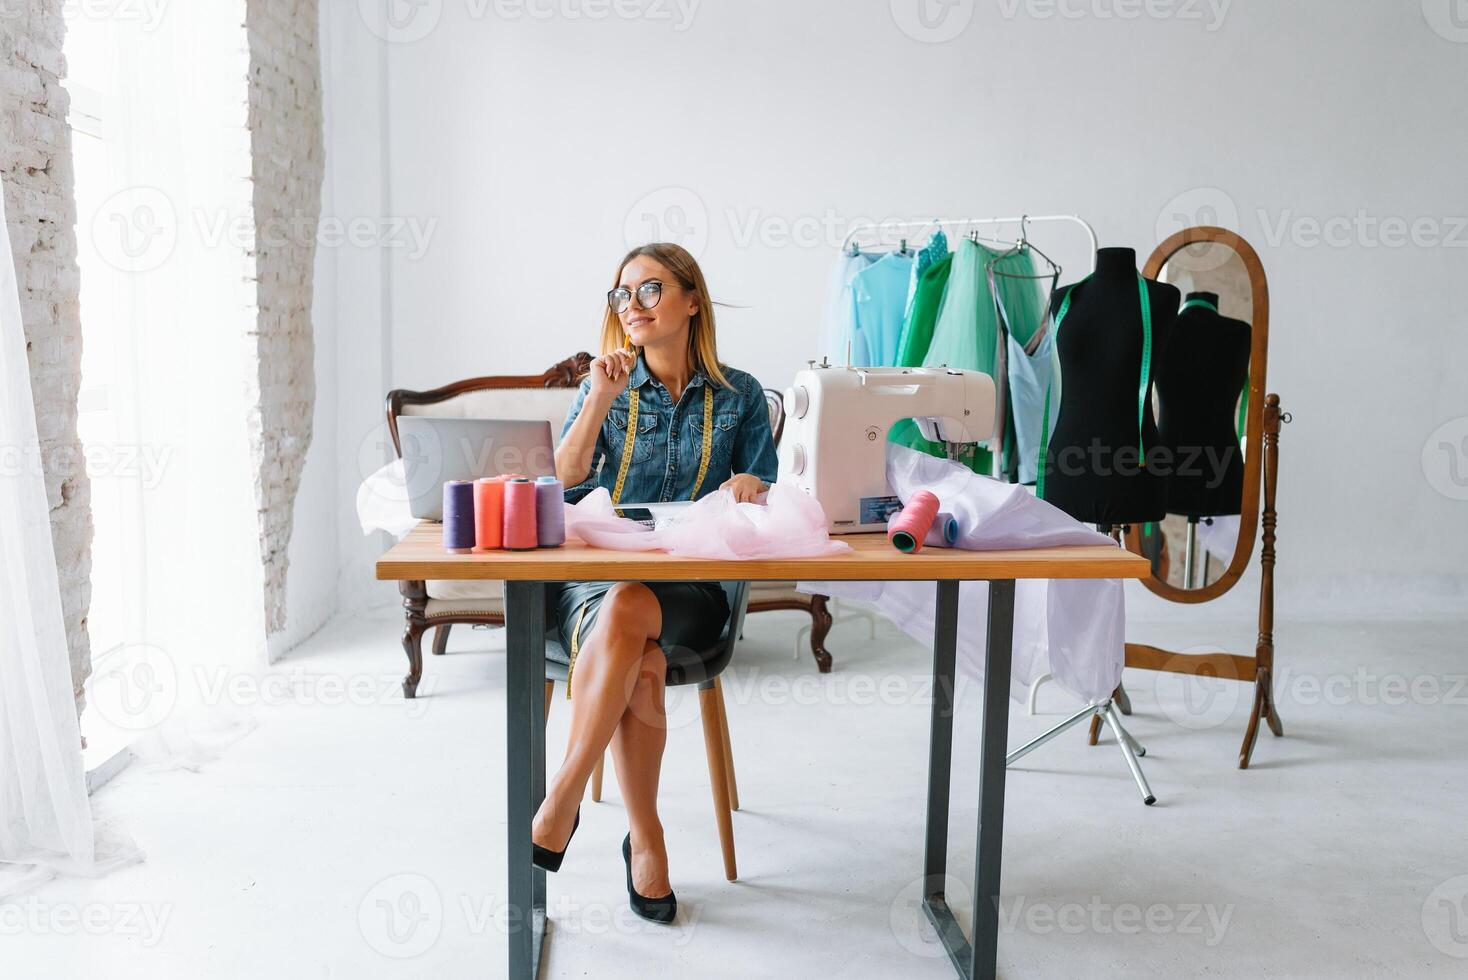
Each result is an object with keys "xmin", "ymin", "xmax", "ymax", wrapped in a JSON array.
[
  {"xmin": 888, "ymin": 490, "xmax": 940, "ymax": 554},
  {"xmin": 502, "ymin": 477, "xmax": 539, "ymax": 551},
  {"xmin": 473, "ymin": 477, "xmax": 505, "ymax": 551}
]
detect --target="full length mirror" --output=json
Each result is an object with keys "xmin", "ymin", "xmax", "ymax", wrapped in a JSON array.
[{"xmin": 1127, "ymin": 228, "xmax": 1269, "ymax": 601}]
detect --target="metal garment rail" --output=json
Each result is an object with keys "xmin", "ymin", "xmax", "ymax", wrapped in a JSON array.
[{"xmin": 840, "ymin": 214, "xmax": 1099, "ymax": 274}]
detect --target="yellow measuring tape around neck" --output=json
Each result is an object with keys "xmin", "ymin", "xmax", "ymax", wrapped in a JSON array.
[{"xmin": 609, "ymin": 383, "xmax": 714, "ymax": 505}]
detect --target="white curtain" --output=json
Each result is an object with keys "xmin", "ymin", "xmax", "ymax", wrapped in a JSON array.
[
  {"xmin": 0, "ymin": 190, "xmax": 96, "ymax": 896},
  {"xmin": 73, "ymin": 2, "xmax": 266, "ymax": 765}
]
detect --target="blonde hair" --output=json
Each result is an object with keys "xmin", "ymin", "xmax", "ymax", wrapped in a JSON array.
[{"xmin": 599, "ymin": 242, "xmax": 734, "ymax": 390}]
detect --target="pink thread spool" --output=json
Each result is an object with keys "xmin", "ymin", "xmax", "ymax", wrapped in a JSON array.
[
  {"xmin": 887, "ymin": 509, "xmax": 958, "ymax": 549},
  {"xmin": 888, "ymin": 490, "xmax": 940, "ymax": 554},
  {"xmin": 502, "ymin": 477, "xmax": 539, "ymax": 551}
]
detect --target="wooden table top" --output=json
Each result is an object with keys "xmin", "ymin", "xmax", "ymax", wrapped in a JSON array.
[{"xmin": 376, "ymin": 523, "xmax": 1151, "ymax": 582}]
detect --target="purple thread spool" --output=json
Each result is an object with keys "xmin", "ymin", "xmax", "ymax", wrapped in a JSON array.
[
  {"xmin": 442, "ymin": 480, "xmax": 476, "ymax": 553},
  {"xmin": 535, "ymin": 476, "xmax": 565, "ymax": 547}
]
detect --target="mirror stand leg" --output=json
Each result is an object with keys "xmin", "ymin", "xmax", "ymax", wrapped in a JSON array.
[
  {"xmin": 1262, "ymin": 668, "xmax": 1284, "ymax": 737},
  {"xmin": 1241, "ymin": 394, "xmax": 1286, "ymax": 770}
]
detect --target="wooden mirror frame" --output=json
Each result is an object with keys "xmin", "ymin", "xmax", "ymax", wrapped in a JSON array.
[
  {"xmin": 1114, "ymin": 226, "xmax": 1287, "ymax": 769},
  {"xmin": 1124, "ymin": 226, "xmax": 1270, "ymax": 602}
]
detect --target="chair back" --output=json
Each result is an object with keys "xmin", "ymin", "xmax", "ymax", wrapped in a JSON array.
[
  {"xmin": 386, "ymin": 353, "xmax": 592, "ymax": 458},
  {"xmin": 763, "ymin": 388, "xmax": 786, "ymax": 446}
]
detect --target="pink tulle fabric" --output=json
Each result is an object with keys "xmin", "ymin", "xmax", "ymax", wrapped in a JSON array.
[{"xmin": 563, "ymin": 482, "xmax": 851, "ymax": 560}]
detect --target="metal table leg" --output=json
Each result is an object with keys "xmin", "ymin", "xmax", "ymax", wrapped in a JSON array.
[
  {"xmin": 922, "ymin": 579, "xmax": 1016, "ymax": 980},
  {"xmin": 506, "ymin": 581, "xmax": 548, "ymax": 979}
]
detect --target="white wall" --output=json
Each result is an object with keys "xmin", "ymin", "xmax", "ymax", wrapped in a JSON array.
[{"xmin": 305, "ymin": 0, "xmax": 1468, "ymax": 626}]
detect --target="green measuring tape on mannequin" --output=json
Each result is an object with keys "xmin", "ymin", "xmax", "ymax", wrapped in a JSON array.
[
  {"xmin": 1035, "ymin": 273, "xmax": 1153, "ymax": 500},
  {"xmin": 1179, "ymin": 296, "xmax": 1249, "ymax": 440}
]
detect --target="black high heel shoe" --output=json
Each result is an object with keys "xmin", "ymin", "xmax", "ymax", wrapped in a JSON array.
[
  {"xmin": 622, "ymin": 833, "xmax": 677, "ymax": 923},
  {"xmin": 531, "ymin": 808, "xmax": 579, "ymax": 873}
]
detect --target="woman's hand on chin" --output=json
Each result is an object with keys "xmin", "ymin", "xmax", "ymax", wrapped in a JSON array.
[
  {"xmin": 720, "ymin": 474, "xmax": 766, "ymax": 503},
  {"xmin": 588, "ymin": 349, "xmax": 637, "ymax": 403}
]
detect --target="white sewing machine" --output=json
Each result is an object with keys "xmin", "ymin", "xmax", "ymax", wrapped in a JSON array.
[{"xmin": 779, "ymin": 364, "xmax": 996, "ymax": 533}]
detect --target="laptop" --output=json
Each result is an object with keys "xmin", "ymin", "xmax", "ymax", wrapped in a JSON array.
[{"xmin": 396, "ymin": 416, "xmax": 556, "ymax": 520}]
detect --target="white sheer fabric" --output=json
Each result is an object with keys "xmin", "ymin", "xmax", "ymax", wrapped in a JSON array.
[
  {"xmin": 565, "ymin": 482, "xmax": 850, "ymax": 560},
  {"xmin": 70, "ymin": 3, "xmax": 265, "ymax": 768},
  {"xmin": 799, "ymin": 444, "xmax": 1126, "ymax": 705},
  {"xmin": 0, "ymin": 191, "xmax": 96, "ymax": 895}
]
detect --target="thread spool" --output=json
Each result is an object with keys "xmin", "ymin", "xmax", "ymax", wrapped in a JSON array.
[
  {"xmin": 888, "ymin": 490, "xmax": 940, "ymax": 554},
  {"xmin": 472, "ymin": 477, "xmax": 505, "ymax": 551},
  {"xmin": 534, "ymin": 475, "xmax": 566, "ymax": 547},
  {"xmin": 888, "ymin": 508, "xmax": 958, "ymax": 549},
  {"xmin": 442, "ymin": 480, "xmax": 476, "ymax": 553},
  {"xmin": 503, "ymin": 477, "xmax": 539, "ymax": 551}
]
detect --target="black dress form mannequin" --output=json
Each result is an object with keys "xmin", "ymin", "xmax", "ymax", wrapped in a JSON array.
[
  {"xmin": 1042, "ymin": 247, "xmax": 1179, "ymax": 526},
  {"xmin": 1156, "ymin": 291, "xmax": 1251, "ymax": 518}
]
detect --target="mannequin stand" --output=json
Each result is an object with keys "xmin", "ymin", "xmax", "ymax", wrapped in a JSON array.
[
  {"xmin": 1008, "ymin": 698, "xmax": 1155, "ymax": 805},
  {"xmin": 1183, "ymin": 518, "xmax": 1199, "ymax": 588},
  {"xmin": 1014, "ymin": 522, "xmax": 1156, "ymax": 805}
]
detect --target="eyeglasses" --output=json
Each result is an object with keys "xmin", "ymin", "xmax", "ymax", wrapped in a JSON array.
[{"xmin": 607, "ymin": 280, "xmax": 663, "ymax": 315}]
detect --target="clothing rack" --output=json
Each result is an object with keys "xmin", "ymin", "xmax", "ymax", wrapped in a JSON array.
[{"xmin": 840, "ymin": 214, "xmax": 1099, "ymax": 274}]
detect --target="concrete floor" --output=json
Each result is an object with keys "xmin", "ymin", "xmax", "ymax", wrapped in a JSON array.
[{"xmin": 5, "ymin": 609, "xmax": 1466, "ymax": 979}]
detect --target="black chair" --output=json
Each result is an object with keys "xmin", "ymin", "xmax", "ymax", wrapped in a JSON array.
[{"xmin": 542, "ymin": 581, "xmax": 749, "ymax": 881}]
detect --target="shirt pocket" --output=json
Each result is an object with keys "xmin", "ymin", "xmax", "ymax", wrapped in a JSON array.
[
  {"xmin": 607, "ymin": 408, "xmax": 659, "ymax": 464},
  {"xmin": 691, "ymin": 410, "xmax": 741, "ymax": 474}
]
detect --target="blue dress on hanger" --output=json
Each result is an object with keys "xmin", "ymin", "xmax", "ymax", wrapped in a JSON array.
[
  {"xmin": 821, "ymin": 250, "xmax": 877, "ymax": 366},
  {"xmin": 852, "ymin": 251, "xmax": 914, "ymax": 366}
]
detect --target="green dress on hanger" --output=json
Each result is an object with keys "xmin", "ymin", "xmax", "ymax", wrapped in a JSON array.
[
  {"xmin": 889, "ymin": 252, "xmax": 954, "ymax": 450},
  {"xmin": 903, "ymin": 239, "xmax": 1004, "ymax": 475}
]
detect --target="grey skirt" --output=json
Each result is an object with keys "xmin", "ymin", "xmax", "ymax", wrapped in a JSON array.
[{"xmin": 546, "ymin": 581, "xmax": 731, "ymax": 683}]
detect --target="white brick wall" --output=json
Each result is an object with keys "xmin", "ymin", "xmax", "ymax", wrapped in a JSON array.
[
  {"xmin": 1, "ymin": 0, "xmax": 93, "ymax": 702},
  {"xmin": 245, "ymin": 0, "xmax": 325, "ymax": 636}
]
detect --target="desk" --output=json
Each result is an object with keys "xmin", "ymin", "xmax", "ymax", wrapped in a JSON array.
[{"xmin": 377, "ymin": 525, "xmax": 1148, "ymax": 979}]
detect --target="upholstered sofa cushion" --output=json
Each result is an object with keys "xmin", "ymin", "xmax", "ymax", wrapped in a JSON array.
[
  {"xmin": 748, "ymin": 581, "xmax": 810, "ymax": 603},
  {"xmin": 426, "ymin": 596, "xmax": 505, "ymax": 618}
]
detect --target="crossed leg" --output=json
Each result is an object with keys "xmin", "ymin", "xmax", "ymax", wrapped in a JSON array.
[{"xmin": 532, "ymin": 583, "xmax": 672, "ymax": 895}]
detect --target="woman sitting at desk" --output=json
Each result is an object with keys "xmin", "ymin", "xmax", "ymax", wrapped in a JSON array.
[{"xmin": 532, "ymin": 242, "xmax": 778, "ymax": 922}]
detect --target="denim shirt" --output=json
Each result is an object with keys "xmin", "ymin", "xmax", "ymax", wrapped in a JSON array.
[{"xmin": 561, "ymin": 356, "xmax": 779, "ymax": 504}]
